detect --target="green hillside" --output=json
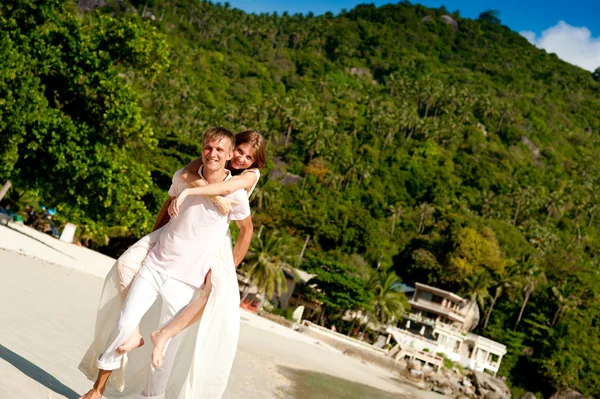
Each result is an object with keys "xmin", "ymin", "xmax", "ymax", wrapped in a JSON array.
[{"xmin": 1, "ymin": 1, "xmax": 600, "ymax": 395}]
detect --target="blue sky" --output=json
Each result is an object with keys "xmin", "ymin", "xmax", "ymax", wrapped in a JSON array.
[
  {"xmin": 226, "ymin": 1, "xmax": 600, "ymax": 71},
  {"xmin": 225, "ymin": 0, "xmax": 598, "ymax": 36}
]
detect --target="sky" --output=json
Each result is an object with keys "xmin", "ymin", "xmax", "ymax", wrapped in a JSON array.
[{"xmin": 226, "ymin": 0, "xmax": 600, "ymax": 72}]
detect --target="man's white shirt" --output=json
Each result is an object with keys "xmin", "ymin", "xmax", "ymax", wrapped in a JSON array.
[{"xmin": 144, "ymin": 166, "xmax": 250, "ymax": 288}]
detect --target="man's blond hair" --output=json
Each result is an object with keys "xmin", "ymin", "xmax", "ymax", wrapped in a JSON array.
[{"xmin": 203, "ymin": 127, "xmax": 235, "ymax": 150}]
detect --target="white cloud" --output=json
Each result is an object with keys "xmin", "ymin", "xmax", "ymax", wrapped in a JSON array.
[
  {"xmin": 519, "ymin": 21, "xmax": 600, "ymax": 72},
  {"xmin": 520, "ymin": 30, "xmax": 537, "ymax": 45}
]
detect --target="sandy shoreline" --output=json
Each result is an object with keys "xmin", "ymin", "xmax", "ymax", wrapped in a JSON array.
[{"xmin": 0, "ymin": 223, "xmax": 443, "ymax": 398}]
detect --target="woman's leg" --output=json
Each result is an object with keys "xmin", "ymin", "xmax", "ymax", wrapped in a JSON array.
[{"xmin": 150, "ymin": 270, "xmax": 213, "ymax": 367}]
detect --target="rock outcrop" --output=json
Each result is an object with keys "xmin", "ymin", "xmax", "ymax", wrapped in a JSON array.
[
  {"xmin": 471, "ymin": 371, "xmax": 510, "ymax": 399},
  {"xmin": 401, "ymin": 366, "xmax": 511, "ymax": 399}
]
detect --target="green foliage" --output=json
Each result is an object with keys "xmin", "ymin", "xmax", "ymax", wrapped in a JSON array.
[
  {"xmin": 0, "ymin": 0, "xmax": 170, "ymax": 238},
  {"xmin": 268, "ymin": 307, "xmax": 295, "ymax": 321},
  {"xmin": 242, "ymin": 229, "xmax": 297, "ymax": 299},
  {"xmin": 478, "ymin": 10, "xmax": 501, "ymax": 25},
  {"xmin": 302, "ymin": 255, "xmax": 371, "ymax": 317},
  {"xmin": 448, "ymin": 226, "xmax": 506, "ymax": 281},
  {"xmin": 367, "ymin": 269, "xmax": 409, "ymax": 326},
  {"xmin": 437, "ymin": 352, "xmax": 457, "ymax": 370}
]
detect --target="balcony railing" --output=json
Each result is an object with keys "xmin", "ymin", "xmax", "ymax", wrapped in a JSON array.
[{"xmin": 409, "ymin": 298, "xmax": 466, "ymax": 321}]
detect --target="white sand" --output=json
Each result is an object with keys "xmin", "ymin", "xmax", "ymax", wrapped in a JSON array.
[{"xmin": 0, "ymin": 223, "xmax": 438, "ymax": 399}]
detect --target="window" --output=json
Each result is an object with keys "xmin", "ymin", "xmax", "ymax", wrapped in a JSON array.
[
  {"xmin": 420, "ymin": 291, "xmax": 433, "ymax": 301},
  {"xmin": 489, "ymin": 353, "xmax": 500, "ymax": 364},
  {"xmin": 453, "ymin": 340, "xmax": 461, "ymax": 353}
]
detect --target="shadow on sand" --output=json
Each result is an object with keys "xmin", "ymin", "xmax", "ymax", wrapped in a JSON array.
[{"xmin": 0, "ymin": 344, "xmax": 80, "ymax": 399}]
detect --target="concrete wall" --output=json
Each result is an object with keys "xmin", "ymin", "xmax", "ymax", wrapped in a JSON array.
[{"xmin": 301, "ymin": 321, "xmax": 404, "ymax": 373}]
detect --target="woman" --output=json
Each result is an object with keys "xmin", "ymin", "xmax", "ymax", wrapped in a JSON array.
[{"xmin": 78, "ymin": 130, "xmax": 266, "ymax": 397}]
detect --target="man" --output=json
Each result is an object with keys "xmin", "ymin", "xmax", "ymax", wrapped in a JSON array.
[{"xmin": 80, "ymin": 127, "xmax": 253, "ymax": 399}]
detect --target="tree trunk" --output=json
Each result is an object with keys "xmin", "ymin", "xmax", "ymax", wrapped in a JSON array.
[
  {"xmin": 515, "ymin": 289, "xmax": 531, "ymax": 330},
  {"xmin": 546, "ymin": 202, "xmax": 554, "ymax": 222},
  {"xmin": 301, "ymin": 174, "xmax": 308, "ymax": 194},
  {"xmin": 513, "ymin": 196, "xmax": 522, "ymax": 226},
  {"xmin": 552, "ymin": 306, "xmax": 562, "ymax": 326},
  {"xmin": 496, "ymin": 114, "xmax": 505, "ymax": 133},
  {"xmin": 285, "ymin": 124, "xmax": 293, "ymax": 145},
  {"xmin": 0, "ymin": 180, "xmax": 12, "ymax": 202},
  {"xmin": 318, "ymin": 306, "xmax": 327, "ymax": 326},
  {"xmin": 418, "ymin": 212, "xmax": 425, "ymax": 234},
  {"xmin": 358, "ymin": 319, "xmax": 370, "ymax": 341},
  {"xmin": 298, "ymin": 235, "xmax": 310, "ymax": 261},
  {"xmin": 483, "ymin": 291, "xmax": 500, "ymax": 329},
  {"xmin": 348, "ymin": 313, "xmax": 359, "ymax": 337},
  {"xmin": 240, "ymin": 283, "xmax": 252, "ymax": 305}
]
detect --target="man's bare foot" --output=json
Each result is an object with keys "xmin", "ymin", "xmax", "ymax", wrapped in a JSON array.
[
  {"xmin": 150, "ymin": 329, "xmax": 168, "ymax": 368},
  {"xmin": 79, "ymin": 387, "xmax": 104, "ymax": 399},
  {"xmin": 116, "ymin": 330, "xmax": 144, "ymax": 354}
]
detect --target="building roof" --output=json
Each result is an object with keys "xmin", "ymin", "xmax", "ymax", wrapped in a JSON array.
[
  {"xmin": 415, "ymin": 282, "xmax": 466, "ymax": 304},
  {"xmin": 283, "ymin": 267, "xmax": 315, "ymax": 284},
  {"xmin": 397, "ymin": 283, "xmax": 416, "ymax": 294}
]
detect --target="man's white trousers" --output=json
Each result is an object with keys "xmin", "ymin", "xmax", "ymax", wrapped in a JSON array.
[{"xmin": 97, "ymin": 264, "xmax": 196, "ymax": 399}]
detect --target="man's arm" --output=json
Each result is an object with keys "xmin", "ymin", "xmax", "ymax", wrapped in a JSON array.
[
  {"xmin": 153, "ymin": 197, "xmax": 174, "ymax": 231},
  {"xmin": 233, "ymin": 216, "xmax": 253, "ymax": 267}
]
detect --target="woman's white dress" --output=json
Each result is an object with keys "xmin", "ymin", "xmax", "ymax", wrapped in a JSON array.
[{"xmin": 78, "ymin": 169, "xmax": 258, "ymax": 398}]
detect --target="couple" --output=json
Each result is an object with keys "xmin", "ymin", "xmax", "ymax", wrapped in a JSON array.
[{"xmin": 78, "ymin": 127, "xmax": 266, "ymax": 399}]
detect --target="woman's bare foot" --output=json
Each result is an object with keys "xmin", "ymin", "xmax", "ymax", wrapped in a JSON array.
[
  {"xmin": 150, "ymin": 329, "xmax": 168, "ymax": 368},
  {"xmin": 116, "ymin": 330, "xmax": 144, "ymax": 354},
  {"xmin": 79, "ymin": 387, "xmax": 104, "ymax": 399}
]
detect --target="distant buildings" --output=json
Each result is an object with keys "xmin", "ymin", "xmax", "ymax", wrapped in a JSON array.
[
  {"xmin": 408, "ymin": 282, "xmax": 470, "ymax": 330},
  {"xmin": 389, "ymin": 282, "xmax": 507, "ymax": 376},
  {"xmin": 275, "ymin": 268, "xmax": 320, "ymax": 319},
  {"xmin": 237, "ymin": 267, "xmax": 321, "ymax": 318}
]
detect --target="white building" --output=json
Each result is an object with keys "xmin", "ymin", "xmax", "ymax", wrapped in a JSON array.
[
  {"xmin": 388, "ymin": 282, "xmax": 506, "ymax": 375},
  {"xmin": 408, "ymin": 282, "xmax": 469, "ymax": 329}
]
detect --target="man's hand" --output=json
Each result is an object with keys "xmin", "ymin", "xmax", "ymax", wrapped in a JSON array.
[
  {"xmin": 211, "ymin": 196, "xmax": 238, "ymax": 215},
  {"xmin": 168, "ymin": 190, "xmax": 189, "ymax": 218}
]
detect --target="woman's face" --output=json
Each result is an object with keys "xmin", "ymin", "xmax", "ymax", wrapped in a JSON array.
[{"xmin": 229, "ymin": 142, "xmax": 255, "ymax": 170}]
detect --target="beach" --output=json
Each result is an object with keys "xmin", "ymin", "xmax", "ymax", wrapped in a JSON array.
[{"xmin": 0, "ymin": 223, "xmax": 442, "ymax": 399}]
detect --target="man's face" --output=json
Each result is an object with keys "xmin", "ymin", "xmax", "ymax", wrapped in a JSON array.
[{"xmin": 202, "ymin": 138, "xmax": 233, "ymax": 171}]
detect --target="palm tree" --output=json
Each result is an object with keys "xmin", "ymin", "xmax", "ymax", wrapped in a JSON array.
[
  {"xmin": 240, "ymin": 229, "xmax": 297, "ymax": 304},
  {"xmin": 551, "ymin": 282, "xmax": 581, "ymax": 326},
  {"xmin": 389, "ymin": 203, "xmax": 404, "ymax": 236},
  {"xmin": 514, "ymin": 264, "xmax": 545, "ymax": 330},
  {"xmin": 250, "ymin": 180, "xmax": 280, "ymax": 213},
  {"xmin": 462, "ymin": 272, "xmax": 493, "ymax": 322},
  {"xmin": 417, "ymin": 202, "xmax": 435, "ymax": 234},
  {"xmin": 367, "ymin": 270, "xmax": 409, "ymax": 326},
  {"xmin": 483, "ymin": 271, "xmax": 514, "ymax": 329}
]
